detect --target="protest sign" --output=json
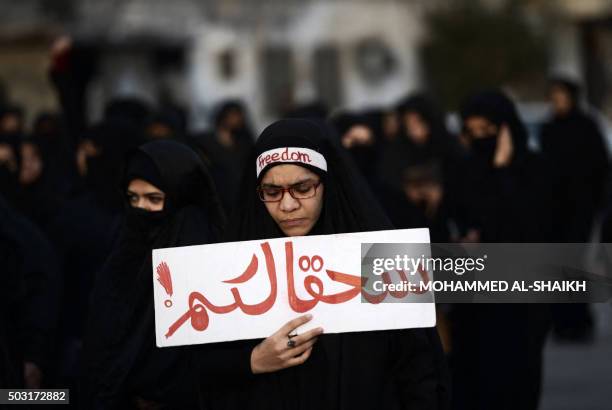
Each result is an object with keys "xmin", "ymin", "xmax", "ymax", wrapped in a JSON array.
[{"xmin": 153, "ymin": 228, "xmax": 435, "ymax": 347}]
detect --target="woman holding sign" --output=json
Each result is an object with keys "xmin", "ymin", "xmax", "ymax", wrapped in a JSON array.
[
  {"xmin": 82, "ymin": 140, "xmax": 225, "ymax": 409},
  {"xmin": 196, "ymin": 119, "xmax": 450, "ymax": 409}
]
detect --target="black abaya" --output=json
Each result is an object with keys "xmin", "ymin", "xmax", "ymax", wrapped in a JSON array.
[
  {"xmin": 451, "ymin": 91, "xmax": 553, "ymax": 410},
  {"xmin": 81, "ymin": 140, "xmax": 225, "ymax": 409},
  {"xmin": 197, "ymin": 119, "xmax": 450, "ymax": 410}
]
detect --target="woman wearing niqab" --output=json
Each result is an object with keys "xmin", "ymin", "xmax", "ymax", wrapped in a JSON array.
[
  {"xmin": 195, "ymin": 118, "xmax": 450, "ymax": 410},
  {"xmin": 82, "ymin": 140, "xmax": 225, "ymax": 409},
  {"xmin": 450, "ymin": 90, "xmax": 553, "ymax": 410}
]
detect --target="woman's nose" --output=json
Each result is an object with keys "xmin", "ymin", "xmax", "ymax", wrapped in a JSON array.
[
  {"xmin": 136, "ymin": 198, "xmax": 151, "ymax": 211},
  {"xmin": 279, "ymin": 191, "xmax": 299, "ymax": 212}
]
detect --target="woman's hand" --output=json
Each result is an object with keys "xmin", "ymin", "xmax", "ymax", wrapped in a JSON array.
[{"xmin": 250, "ymin": 314, "xmax": 324, "ymax": 374}]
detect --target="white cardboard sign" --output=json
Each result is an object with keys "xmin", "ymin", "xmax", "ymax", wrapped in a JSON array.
[{"xmin": 152, "ymin": 228, "xmax": 435, "ymax": 347}]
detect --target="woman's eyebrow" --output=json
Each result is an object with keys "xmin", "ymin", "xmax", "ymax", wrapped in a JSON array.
[
  {"xmin": 261, "ymin": 178, "xmax": 314, "ymax": 188},
  {"xmin": 291, "ymin": 178, "xmax": 315, "ymax": 185}
]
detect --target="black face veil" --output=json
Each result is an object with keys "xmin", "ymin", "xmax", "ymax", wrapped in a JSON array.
[
  {"xmin": 227, "ymin": 118, "xmax": 391, "ymax": 241},
  {"xmin": 459, "ymin": 89, "xmax": 529, "ymax": 162}
]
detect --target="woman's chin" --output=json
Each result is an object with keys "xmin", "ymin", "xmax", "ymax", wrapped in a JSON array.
[{"xmin": 280, "ymin": 224, "xmax": 312, "ymax": 237}]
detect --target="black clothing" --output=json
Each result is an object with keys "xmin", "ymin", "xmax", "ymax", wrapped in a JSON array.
[
  {"xmin": 30, "ymin": 112, "xmax": 74, "ymax": 193},
  {"xmin": 0, "ymin": 233, "xmax": 22, "ymax": 387},
  {"xmin": 189, "ymin": 99, "xmax": 254, "ymax": 214},
  {"xmin": 15, "ymin": 138, "xmax": 67, "ymax": 234},
  {"xmin": 378, "ymin": 94, "xmax": 464, "ymax": 193},
  {"xmin": 389, "ymin": 190, "xmax": 453, "ymax": 243},
  {"xmin": 228, "ymin": 118, "xmax": 392, "ymax": 241},
  {"xmin": 104, "ymin": 98, "xmax": 152, "ymax": 131},
  {"xmin": 125, "ymin": 150, "xmax": 164, "ymax": 192},
  {"xmin": 0, "ymin": 195, "xmax": 61, "ymax": 383},
  {"xmin": 451, "ymin": 91, "xmax": 552, "ymax": 410},
  {"xmin": 48, "ymin": 43, "xmax": 96, "ymax": 155},
  {"xmin": 82, "ymin": 140, "xmax": 224, "ymax": 409},
  {"xmin": 80, "ymin": 120, "xmax": 145, "ymax": 211},
  {"xmin": 540, "ymin": 109, "xmax": 608, "ymax": 242},
  {"xmin": 330, "ymin": 111, "xmax": 382, "ymax": 185},
  {"xmin": 190, "ymin": 130, "xmax": 251, "ymax": 215},
  {"xmin": 199, "ymin": 119, "xmax": 450, "ymax": 410},
  {"xmin": 199, "ymin": 329, "xmax": 448, "ymax": 410},
  {"xmin": 0, "ymin": 123, "xmax": 22, "ymax": 205},
  {"xmin": 44, "ymin": 120, "xmax": 144, "ymax": 389},
  {"xmin": 540, "ymin": 80, "xmax": 608, "ymax": 342}
]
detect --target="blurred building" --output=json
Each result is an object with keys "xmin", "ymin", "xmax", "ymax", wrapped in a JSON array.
[{"xmin": 2, "ymin": 0, "xmax": 612, "ymax": 130}]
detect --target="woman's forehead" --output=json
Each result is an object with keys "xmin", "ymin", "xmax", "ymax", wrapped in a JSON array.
[
  {"xmin": 261, "ymin": 164, "xmax": 317, "ymax": 185},
  {"xmin": 127, "ymin": 178, "xmax": 164, "ymax": 194}
]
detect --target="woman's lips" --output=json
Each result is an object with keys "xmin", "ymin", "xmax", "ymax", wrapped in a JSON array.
[{"xmin": 280, "ymin": 218, "xmax": 307, "ymax": 227}]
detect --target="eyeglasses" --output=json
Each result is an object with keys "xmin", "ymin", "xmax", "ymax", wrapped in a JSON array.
[{"xmin": 257, "ymin": 180, "xmax": 322, "ymax": 202}]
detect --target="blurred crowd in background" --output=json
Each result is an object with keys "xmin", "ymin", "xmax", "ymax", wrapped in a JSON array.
[{"xmin": 2, "ymin": 0, "xmax": 612, "ymax": 409}]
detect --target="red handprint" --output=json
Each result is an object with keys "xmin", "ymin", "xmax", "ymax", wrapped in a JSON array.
[{"xmin": 156, "ymin": 261, "xmax": 173, "ymax": 297}]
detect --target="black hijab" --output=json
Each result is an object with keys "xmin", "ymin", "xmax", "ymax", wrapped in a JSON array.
[
  {"xmin": 228, "ymin": 118, "xmax": 391, "ymax": 241},
  {"xmin": 549, "ymin": 77, "xmax": 580, "ymax": 115},
  {"xmin": 379, "ymin": 94, "xmax": 463, "ymax": 191},
  {"xmin": 397, "ymin": 95, "xmax": 450, "ymax": 145},
  {"xmin": 330, "ymin": 111, "xmax": 382, "ymax": 178},
  {"xmin": 457, "ymin": 89, "xmax": 551, "ymax": 242},
  {"xmin": 540, "ymin": 79, "xmax": 609, "ymax": 241},
  {"xmin": 397, "ymin": 94, "xmax": 460, "ymax": 160},
  {"xmin": 203, "ymin": 119, "xmax": 450, "ymax": 410},
  {"xmin": 82, "ymin": 140, "xmax": 224, "ymax": 409},
  {"xmin": 80, "ymin": 119, "xmax": 145, "ymax": 211},
  {"xmin": 0, "ymin": 106, "xmax": 24, "ymax": 204},
  {"xmin": 212, "ymin": 99, "xmax": 255, "ymax": 144},
  {"xmin": 460, "ymin": 89, "xmax": 529, "ymax": 164}
]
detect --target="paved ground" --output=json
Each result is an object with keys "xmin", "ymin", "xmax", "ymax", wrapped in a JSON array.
[{"xmin": 540, "ymin": 303, "xmax": 612, "ymax": 410}]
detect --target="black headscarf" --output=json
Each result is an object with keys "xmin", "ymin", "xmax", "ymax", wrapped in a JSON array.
[
  {"xmin": 145, "ymin": 108, "xmax": 188, "ymax": 141},
  {"xmin": 0, "ymin": 194, "xmax": 61, "ymax": 385},
  {"xmin": 549, "ymin": 76, "xmax": 580, "ymax": 114},
  {"xmin": 452, "ymin": 90, "xmax": 554, "ymax": 410},
  {"xmin": 330, "ymin": 111, "xmax": 381, "ymax": 178},
  {"xmin": 200, "ymin": 119, "xmax": 450, "ymax": 410},
  {"xmin": 82, "ymin": 140, "xmax": 224, "ymax": 409},
  {"xmin": 104, "ymin": 97, "xmax": 151, "ymax": 130},
  {"xmin": 228, "ymin": 118, "xmax": 391, "ymax": 241},
  {"xmin": 378, "ymin": 94, "xmax": 463, "ymax": 191},
  {"xmin": 397, "ymin": 95, "xmax": 450, "ymax": 147},
  {"xmin": 30, "ymin": 112, "xmax": 74, "ymax": 192},
  {"xmin": 0, "ymin": 106, "xmax": 24, "ymax": 204},
  {"xmin": 79, "ymin": 119, "xmax": 145, "ymax": 210},
  {"xmin": 212, "ymin": 99, "xmax": 254, "ymax": 143},
  {"xmin": 540, "ymin": 79, "xmax": 609, "ymax": 241},
  {"xmin": 459, "ymin": 89, "xmax": 529, "ymax": 163},
  {"xmin": 456, "ymin": 89, "xmax": 541, "ymax": 242}
]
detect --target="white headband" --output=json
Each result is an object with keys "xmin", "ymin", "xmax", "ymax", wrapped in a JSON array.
[{"xmin": 256, "ymin": 147, "xmax": 328, "ymax": 178}]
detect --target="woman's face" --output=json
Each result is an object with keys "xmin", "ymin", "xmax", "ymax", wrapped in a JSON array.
[
  {"xmin": 127, "ymin": 178, "xmax": 166, "ymax": 211},
  {"xmin": 260, "ymin": 164, "xmax": 324, "ymax": 237},
  {"xmin": 464, "ymin": 116, "xmax": 498, "ymax": 139},
  {"xmin": 405, "ymin": 112, "xmax": 430, "ymax": 144},
  {"xmin": 550, "ymin": 85, "xmax": 573, "ymax": 116},
  {"xmin": 19, "ymin": 143, "xmax": 43, "ymax": 185}
]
